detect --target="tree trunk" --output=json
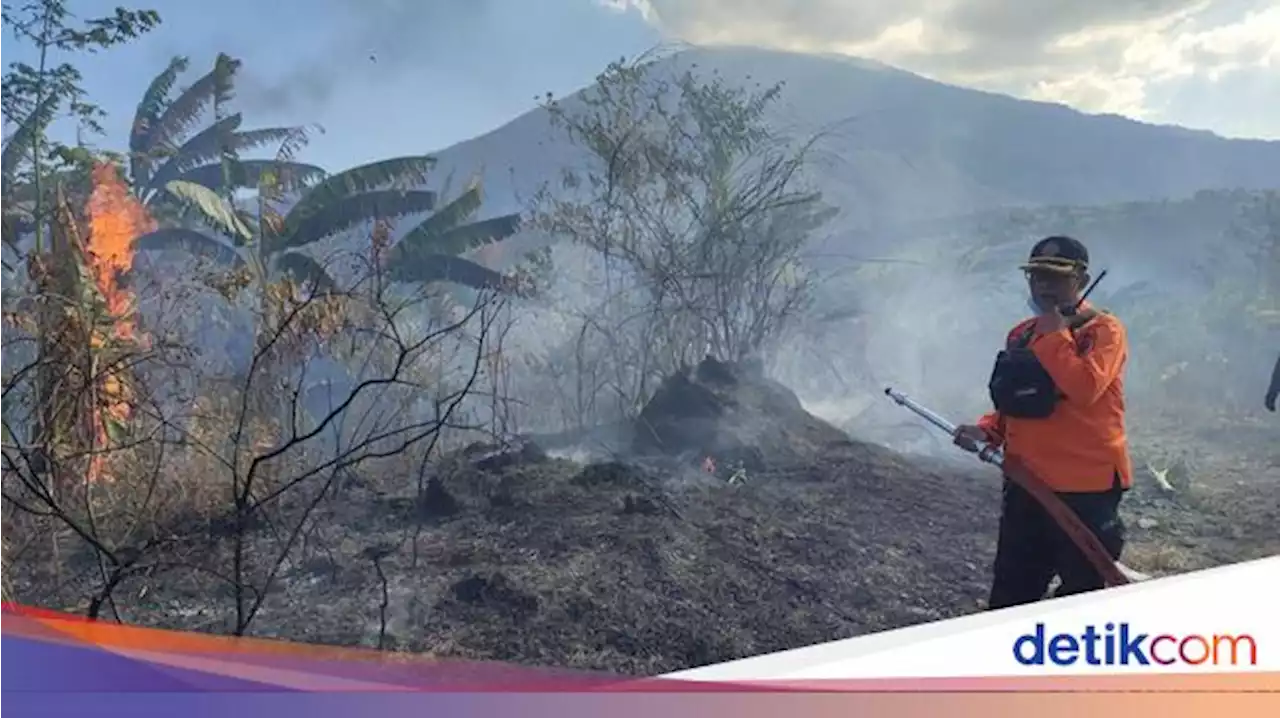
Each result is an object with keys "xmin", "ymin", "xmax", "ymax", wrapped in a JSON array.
[{"xmin": 29, "ymin": 190, "xmax": 96, "ymax": 506}]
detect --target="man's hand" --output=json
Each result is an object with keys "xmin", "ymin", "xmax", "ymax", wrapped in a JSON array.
[
  {"xmin": 953, "ymin": 424, "xmax": 990, "ymax": 453},
  {"xmin": 1034, "ymin": 303, "xmax": 1067, "ymax": 334}
]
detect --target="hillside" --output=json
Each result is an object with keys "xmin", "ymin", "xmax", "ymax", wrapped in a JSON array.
[
  {"xmin": 829, "ymin": 189, "xmax": 1278, "ymax": 301},
  {"xmin": 777, "ymin": 190, "xmax": 1279, "ymax": 443},
  {"xmin": 8, "ymin": 359, "xmax": 1275, "ymax": 675},
  {"xmin": 429, "ymin": 46, "xmax": 1280, "ymax": 235},
  {"xmin": 5, "ymin": 43, "xmax": 1276, "ymax": 676}
]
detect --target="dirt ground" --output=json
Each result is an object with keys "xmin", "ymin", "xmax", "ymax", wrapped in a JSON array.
[
  {"xmin": 6, "ymin": 388, "xmax": 1276, "ymax": 677},
  {"xmin": 1117, "ymin": 408, "xmax": 1279, "ymax": 575},
  {"xmin": 118, "ymin": 442, "xmax": 1008, "ymax": 675},
  {"xmin": 239, "ymin": 424, "xmax": 1276, "ymax": 676}
]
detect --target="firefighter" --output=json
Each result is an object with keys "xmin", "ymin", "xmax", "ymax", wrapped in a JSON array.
[{"xmin": 953, "ymin": 236, "xmax": 1132, "ymax": 609}]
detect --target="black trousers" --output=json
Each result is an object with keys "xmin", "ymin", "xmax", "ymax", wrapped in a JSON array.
[{"xmin": 987, "ymin": 475, "xmax": 1126, "ymax": 610}]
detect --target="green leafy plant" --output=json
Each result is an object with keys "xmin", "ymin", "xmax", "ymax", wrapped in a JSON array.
[{"xmin": 135, "ymin": 154, "xmax": 523, "ymax": 293}]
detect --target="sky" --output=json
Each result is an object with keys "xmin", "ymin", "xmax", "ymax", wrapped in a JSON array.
[{"xmin": 2, "ymin": 0, "xmax": 1277, "ymax": 174}]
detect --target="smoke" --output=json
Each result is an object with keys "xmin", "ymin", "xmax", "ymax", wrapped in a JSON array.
[
  {"xmin": 236, "ymin": 65, "xmax": 350, "ymax": 118},
  {"xmin": 767, "ymin": 197, "xmax": 1279, "ymax": 461},
  {"xmin": 123, "ymin": 24, "xmax": 1277, "ymax": 463},
  {"xmin": 403, "ymin": 44, "xmax": 1278, "ymax": 462},
  {"xmin": 230, "ymin": 1, "xmax": 494, "ymax": 116},
  {"xmin": 229, "ymin": 0, "xmax": 659, "ymax": 123}
]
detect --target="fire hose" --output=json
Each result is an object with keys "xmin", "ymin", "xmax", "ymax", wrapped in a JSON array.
[{"xmin": 884, "ymin": 387, "xmax": 1148, "ymax": 587}]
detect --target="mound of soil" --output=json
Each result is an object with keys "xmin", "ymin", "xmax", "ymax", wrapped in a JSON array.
[
  {"xmin": 11, "ymin": 363, "xmax": 1275, "ymax": 678},
  {"xmin": 632, "ymin": 357, "xmax": 874, "ymax": 471},
  {"xmin": 99, "ymin": 363, "xmax": 1006, "ymax": 674}
]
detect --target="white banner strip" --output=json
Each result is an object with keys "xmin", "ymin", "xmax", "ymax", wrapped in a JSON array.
[{"xmin": 664, "ymin": 556, "xmax": 1280, "ymax": 680}]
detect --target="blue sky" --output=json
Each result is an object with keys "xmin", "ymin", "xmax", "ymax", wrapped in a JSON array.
[
  {"xmin": 3, "ymin": 0, "xmax": 661, "ymax": 172},
  {"xmin": 4, "ymin": 0, "xmax": 1277, "ymax": 179}
]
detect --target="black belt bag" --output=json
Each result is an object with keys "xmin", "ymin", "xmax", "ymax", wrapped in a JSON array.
[
  {"xmin": 988, "ymin": 310, "xmax": 1105, "ymax": 419},
  {"xmin": 989, "ymin": 345, "xmax": 1061, "ymax": 418}
]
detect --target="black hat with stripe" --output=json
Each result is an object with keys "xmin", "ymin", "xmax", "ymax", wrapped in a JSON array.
[{"xmin": 1020, "ymin": 235, "xmax": 1089, "ymax": 275}]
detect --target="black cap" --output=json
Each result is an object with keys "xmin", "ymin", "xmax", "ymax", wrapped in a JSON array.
[{"xmin": 1020, "ymin": 235, "xmax": 1089, "ymax": 275}]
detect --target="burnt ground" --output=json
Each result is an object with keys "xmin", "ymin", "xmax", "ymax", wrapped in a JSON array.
[
  {"xmin": 142, "ymin": 443, "xmax": 1006, "ymax": 676},
  {"xmin": 1119, "ymin": 410, "xmax": 1279, "ymax": 574},
  {"xmin": 5, "ymin": 361, "xmax": 1277, "ymax": 677}
]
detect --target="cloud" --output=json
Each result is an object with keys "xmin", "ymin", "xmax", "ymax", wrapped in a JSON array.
[{"xmin": 617, "ymin": 0, "xmax": 1280, "ymax": 138}]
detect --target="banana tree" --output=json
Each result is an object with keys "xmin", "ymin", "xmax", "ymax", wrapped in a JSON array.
[
  {"xmin": 383, "ymin": 179, "xmax": 523, "ymax": 290},
  {"xmin": 128, "ymin": 53, "xmax": 325, "ymax": 211},
  {"xmin": 130, "ymin": 156, "xmax": 525, "ymax": 428},
  {"xmin": 2, "ymin": 53, "xmax": 325, "ymax": 252},
  {"xmin": 133, "ymin": 155, "xmax": 523, "ymax": 294}
]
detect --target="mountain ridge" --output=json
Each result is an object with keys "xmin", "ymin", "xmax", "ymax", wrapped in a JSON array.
[{"xmin": 425, "ymin": 45, "xmax": 1280, "ymax": 234}]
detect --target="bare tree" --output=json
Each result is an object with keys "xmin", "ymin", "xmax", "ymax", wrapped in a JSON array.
[
  {"xmin": 530, "ymin": 49, "xmax": 834, "ymax": 428},
  {"xmin": 203, "ymin": 248, "xmax": 492, "ymax": 632},
  {"xmin": 3, "ymin": 245, "xmax": 207, "ymax": 620},
  {"xmin": 3, "ymin": 241, "xmax": 505, "ymax": 636}
]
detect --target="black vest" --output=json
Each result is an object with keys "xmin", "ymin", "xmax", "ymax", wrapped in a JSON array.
[{"xmin": 988, "ymin": 311, "xmax": 1102, "ymax": 419}]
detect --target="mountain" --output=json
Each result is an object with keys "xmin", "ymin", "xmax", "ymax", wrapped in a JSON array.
[{"xmin": 428, "ymin": 46, "xmax": 1280, "ymax": 239}]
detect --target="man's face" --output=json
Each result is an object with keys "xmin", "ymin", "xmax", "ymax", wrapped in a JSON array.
[{"xmin": 1026, "ymin": 268, "xmax": 1082, "ymax": 312}]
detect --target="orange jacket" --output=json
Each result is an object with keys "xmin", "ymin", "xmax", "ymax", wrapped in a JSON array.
[{"xmin": 976, "ymin": 303, "xmax": 1133, "ymax": 493}]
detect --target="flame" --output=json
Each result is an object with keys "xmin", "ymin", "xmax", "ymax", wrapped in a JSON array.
[
  {"xmin": 84, "ymin": 161, "xmax": 155, "ymax": 481},
  {"xmin": 86, "ymin": 162, "xmax": 154, "ymax": 341}
]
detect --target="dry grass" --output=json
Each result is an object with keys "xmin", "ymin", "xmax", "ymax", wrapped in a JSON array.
[
  {"xmin": 3, "ymin": 376, "xmax": 1275, "ymax": 676},
  {"xmin": 1122, "ymin": 544, "xmax": 1198, "ymax": 575},
  {"xmin": 1, "ymin": 535, "xmax": 14, "ymax": 604},
  {"xmin": 1118, "ymin": 404, "xmax": 1279, "ymax": 576},
  {"xmin": 4, "ymin": 432, "xmax": 994, "ymax": 671}
]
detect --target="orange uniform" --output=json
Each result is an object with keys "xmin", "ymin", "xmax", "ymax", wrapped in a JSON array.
[{"xmin": 976, "ymin": 302, "xmax": 1133, "ymax": 493}]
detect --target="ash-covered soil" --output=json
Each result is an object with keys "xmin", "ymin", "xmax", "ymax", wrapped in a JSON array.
[
  {"xmin": 1118, "ymin": 410, "xmax": 1279, "ymax": 574},
  {"xmin": 9, "ymin": 359, "xmax": 1277, "ymax": 676},
  {"xmin": 183, "ymin": 443, "xmax": 1003, "ymax": 675}
]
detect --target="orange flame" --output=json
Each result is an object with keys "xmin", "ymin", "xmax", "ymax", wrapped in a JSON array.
[
  {"xmin": 84, "ymin": 161, "xmax": 155, "ymax": 481},
  {"xmin": 87, "ymin": 162, "xmax": 154, "ymax": 341}
]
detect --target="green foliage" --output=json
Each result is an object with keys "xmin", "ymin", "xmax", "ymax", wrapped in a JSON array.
[
  {"xmin": 2, "ymin": 0, "xmax": 161, "ymax": 253},
  {"xmin": 131, "ymin": 53, "xmax": 240, "ymax": 179},
  {"xmin": 128, "ymin": 54, "xmax": 187, "ymax": 180},
  {"xmin": 529, "ymin": 46, "xmax": 829, "ymax": 381},
  {"xmin": 272, "ymin": 189, "xmax": 439, "ymax": 252},
  {"xmin": 272, "ymin": 251, "xmax": 338, "ymax": 294},
  {"xmin": 8, "ymin": 34, "xmax": 520, "ymax": 298},
  {"xmin": 2, "ymin": 1, "xmax": 161, "ymax": 139},
  {"xmin": 126, "ymin": 53, "xmax": 314, "ymax": 204},
  {"xmin": 132, "ymin": 227, "xmax": 246, "ymax": 267},
  {"xmin": 398, "ymin": 183, "xmax": 486, "ymax": 251},
  {"xmin": 140, "ymin": 115, "xmax": 300, "ymax": 196},
  {"xmin": 135, "ymin": 155, "xmax": 520, "ymax": 294},
  {"xmin": 280, "ymin": 156, "xmax": 435, "ymax": 225},
  {"xmin": 162, "ymin": 179, "xmax": 255, "ymax": 241},
  {"xmin": 168, "ymin": 159, "xmax": 325, "ymax": 199},
  {"xmin": 0, "ymin": 92, "xmax": 58, "ymax": 185},
  {"xmin": 1, "ymin": 1, "xmax": 161, "ymax": 490},
  {"xmin": 384, "ymin": 182, "xmax": 522, "ymax": 288}
]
